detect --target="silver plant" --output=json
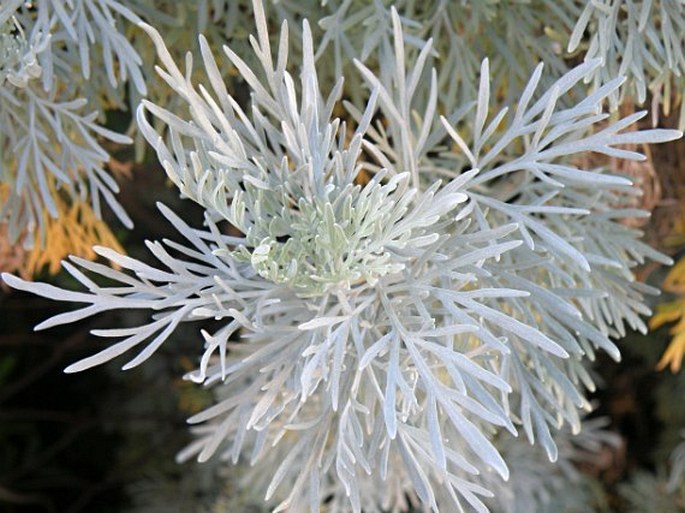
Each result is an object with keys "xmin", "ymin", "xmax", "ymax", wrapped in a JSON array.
[
  {"xmin": 0, "ymin": 0, "xmax": 143, "ymax": 246},
  {"xmin": 4, "ymin": 0, "xmax": 685, "ymax": 248},
  {"xmin": 2, "ymin": 0, "xmax": 684, "ymax": 512},
  {"xmin": 569, "ymin": 0, "xmax": 685, "ymax": 129}
]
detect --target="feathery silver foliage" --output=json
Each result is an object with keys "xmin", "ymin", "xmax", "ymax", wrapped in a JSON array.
[
  {"xmin": 569, "ymin": 0, "xmax": 685, "ymax": 128},
  {"xmin": 1, "ymin": 0, "xmax": 142, "ymax": 246},
  {"xmin": 2, "ymin": 1, "xmax": 683, "ymax": 512}
]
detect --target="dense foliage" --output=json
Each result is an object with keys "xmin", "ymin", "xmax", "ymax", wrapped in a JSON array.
[{"xmin": 2, "ymin": 1, "xmax": 685, "ymax": 512}]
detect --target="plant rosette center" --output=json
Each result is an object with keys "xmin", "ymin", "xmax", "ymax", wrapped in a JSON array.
[{"xmin": 229, "ymin": 171, "xmax": 466, "ymax": 297}]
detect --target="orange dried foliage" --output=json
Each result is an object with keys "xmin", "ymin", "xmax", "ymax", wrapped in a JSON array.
[{"xmin": 23, "ymin": 193, "xmax": 125, "ymax": 276}]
